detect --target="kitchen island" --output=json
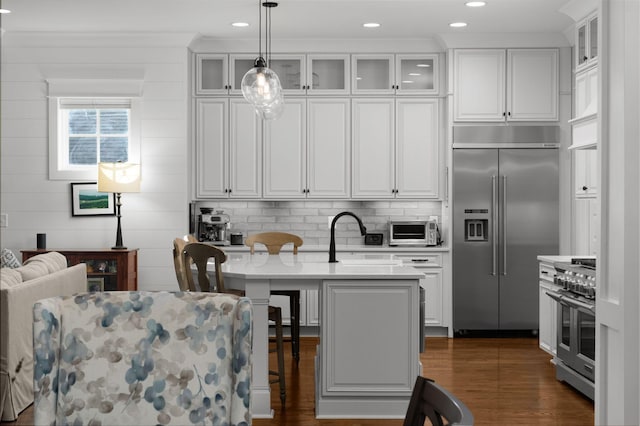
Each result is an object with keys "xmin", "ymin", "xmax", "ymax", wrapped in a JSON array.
[{"xmin": 220, "ymin": 252, "xmax": 423, "ymax": 419}]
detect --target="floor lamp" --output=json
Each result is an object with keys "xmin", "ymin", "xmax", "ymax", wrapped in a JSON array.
[{"xmin": 98, "ymin": 162, "xmax": 141, "ymax": 250}]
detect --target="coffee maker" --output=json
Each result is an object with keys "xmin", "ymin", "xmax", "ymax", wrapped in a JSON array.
[{"xmin": 197, "ymin": 208, "xmax": 230, "ymax": 246}]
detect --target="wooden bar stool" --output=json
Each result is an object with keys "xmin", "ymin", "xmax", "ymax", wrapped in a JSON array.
[{"xmin": 245, "ymin": 232, "xmax": 303, "ymax": 364}]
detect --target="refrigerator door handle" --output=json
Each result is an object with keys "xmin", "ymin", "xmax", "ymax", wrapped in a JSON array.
[
  {"xmin": 491, "ymin": 175, "xmax": 497, "ymax": 276},
  {"xmin": 502, "ymin": 175, "xmax": 507, "ymax": 276}
]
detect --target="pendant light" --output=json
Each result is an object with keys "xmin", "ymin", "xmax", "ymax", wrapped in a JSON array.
[{"xmin": 241, "ymin": 0, "xmax": 284, "ymax": 120}]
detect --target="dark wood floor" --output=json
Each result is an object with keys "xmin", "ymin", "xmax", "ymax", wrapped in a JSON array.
[{"xmin": 3, "ymin": 336, "xmax": 594, "ymax": 426}]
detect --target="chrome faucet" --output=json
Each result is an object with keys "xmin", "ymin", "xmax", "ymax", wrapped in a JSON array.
[{"xmin": 329, "ymin": 211, "xmax": 367, "ymax": 263}]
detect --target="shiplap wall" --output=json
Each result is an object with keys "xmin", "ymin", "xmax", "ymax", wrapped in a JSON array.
[{"xmin": 1, "ymin": 33, "xmax": 191, "ymax": 291}]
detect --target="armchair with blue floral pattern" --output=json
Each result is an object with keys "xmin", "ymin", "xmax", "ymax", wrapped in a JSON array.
[{"xmin": 33, "ymin": 291, "xmax": 252, "ymax": 426}]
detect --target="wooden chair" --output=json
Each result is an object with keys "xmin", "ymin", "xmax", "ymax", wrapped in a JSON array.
[
  {"xmin": 172, "ymin": 234, "xmax": 198, "ymax": 291},
  {"xmin": 403, "ymin": 376, "xmax": 474, "ymax": 426},
  {"xmin": 181, "ymin": 242, "xmax": 287, "ymax": 404},
  {"xmin": 245, "ymin": 232, "xmax": 303, "ymax": 363}
]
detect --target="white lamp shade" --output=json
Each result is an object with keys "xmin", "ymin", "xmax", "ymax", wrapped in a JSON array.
[
  {"xmin": 241, "ymin": 66, "xmax": 283, "ymax": 108},
  {"xmin": 98, "ymin": 162, "xmax": 141, "ymax": 193}
]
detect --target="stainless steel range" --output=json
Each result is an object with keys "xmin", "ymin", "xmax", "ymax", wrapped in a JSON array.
[{"xmin": 546, "ymin": 258, "xmax": 596, "ymax": 400}]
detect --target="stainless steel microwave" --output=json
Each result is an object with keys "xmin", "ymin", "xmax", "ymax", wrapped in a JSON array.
[{"xmin": 389, "ymin": 220, "xmax": 438, "ymax": 246}]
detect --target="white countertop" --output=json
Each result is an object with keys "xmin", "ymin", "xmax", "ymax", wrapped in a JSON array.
[{"xmin": 221, "ymin": 252, "xmax": 424, "ymax": 280}]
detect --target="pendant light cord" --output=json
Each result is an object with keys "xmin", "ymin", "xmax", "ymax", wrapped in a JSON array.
[{"xmin": 259, "ymin": 0, "xmax": 263, "ymax": 59}]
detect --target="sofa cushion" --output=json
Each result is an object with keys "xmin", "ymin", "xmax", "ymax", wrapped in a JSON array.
[
  {"xmin": 0, "ymin": 268, "xmax": 23, "ymax": 288},
  {"xmin": 23, "ymin": 252, "xmax": 67, "ymax": 273},
  {"xmin": 16, "ymin": 262, "xmax": 50, "ymax": 281},
  {"xmin": 0, "ymin": 248, "xmax": 21, "ymax": 269}
]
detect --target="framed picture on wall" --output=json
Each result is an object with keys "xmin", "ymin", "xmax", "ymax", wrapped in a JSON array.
[{"xmin": 70, "ymin": 182, "xmax": 116, "ymax": 217}]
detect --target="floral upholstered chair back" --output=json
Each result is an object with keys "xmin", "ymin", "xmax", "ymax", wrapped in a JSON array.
[{"xmin": 33, "ymin": 291, "xmax": 252, "ymax": 426}]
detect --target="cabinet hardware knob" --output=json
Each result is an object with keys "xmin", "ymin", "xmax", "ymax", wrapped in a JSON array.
[
  {"xmin": 583, "ymin": 56, "xmax": 589, "ymax": 61},
  {"xmin": 582, "ymin": 186, "xmax": 588, "ymax": 191},
  {"xmin": 503, "ymin": 112, "xmax": 506, "ymax": 117}
]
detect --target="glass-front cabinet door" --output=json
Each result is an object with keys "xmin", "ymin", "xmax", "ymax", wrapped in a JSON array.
[
  {"xmin": 269, "ymin": 54, "xmax": 305, "ymax": 94},
  {"xmin": 306, "ymin": 54, "xmax": 350, "ymax": 95},
  {"xmin": 195, "ymin": 54, "xmax": 229, "ymax": 95},
  {"xmin": 352, "ymin": 54, "xmax": 395, "ymax": 94},
  {"xmin": 229, "ymin": 54, "xmax": 258, "ymax": 95},
  {"xmin": 576, "ymin": 12, "xmax": 598, "ymax": 71},
  {"xmin": 396, "ymin": 54, "xmax": 439, "ymax": 95}
]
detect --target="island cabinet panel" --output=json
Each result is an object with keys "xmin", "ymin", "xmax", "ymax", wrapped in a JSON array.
[
  {"xmin": 22, "ymin": 249, "xmax": 138, "ymax": 292},
  {"xmin": 318, "ymin": 279, "xmax": 421, "ymax": 416}
]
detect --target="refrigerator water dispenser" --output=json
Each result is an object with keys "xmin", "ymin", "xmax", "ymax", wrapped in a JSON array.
[{"xmin": 465, "ymin": 219, "xmax": 488, "ymax": 241}]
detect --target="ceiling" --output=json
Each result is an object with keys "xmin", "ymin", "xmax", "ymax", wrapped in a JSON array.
[{"xmin": 1, "ymin": 0, "xmax": 574, "ymax": 42}]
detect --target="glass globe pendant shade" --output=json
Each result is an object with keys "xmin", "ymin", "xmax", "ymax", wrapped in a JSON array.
[
  {"xmin": 241, "ymin": 57, "xmax": 283, "ymax": 109},
  {"xmin": 258, "ymin": 93, "xmax": 285, "ymax": 120}
]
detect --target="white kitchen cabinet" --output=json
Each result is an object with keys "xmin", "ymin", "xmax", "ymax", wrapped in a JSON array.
[
  {"xmin": 576, "ymin": 12, "xmax": 598, "ymax": 72},
  {"xmin": 306, "ymin": 99, "xmax": 351, "ymax": 198},
  {"xmin": 352, "ymin": 54, "xmax": 439, "ymax": 95},
  {"xmin": 538, "ymin": 260, "xmax": 559, "ymax": 356},
  {"xmin": 263, "ymin": 99, "xmax": 307, "ymax": 198},
  {"xmin": 306, "ymin": 289, "xmax": 320, "ymax": 326},
  {"xmin": 306, "ymin": 54, "xmax": 350, "ymax": 95},
  {"xmin": 453, "ymin": 48, "xmax": 559, "ymax": 122},
  {"xmin": 575, "ymin": 67, "xmax": 598, "ymax": 118},
  {"xmin": 574, "ymin": 197, "xmax": 599, "ymax": 256},
  {"xmin": 263, "ymin": 98, "xmax": 350, "ymax": 199},
  {"xmin": 195, "ymin": 54, "xmax": 230, "ymax": 95},
  {"xmin": 574, "ymin": 149, "xmax": 598, "ymax": 197},
  {"xmin": 195, "ymin": 98, "xmax": 262, "ymax": 198},
  {"xmin": 352, "ymin": 98, "xmax": 439, "ymax": 199},
  {"xmin": 390, "ymin": 253, "xmax": 445, "ymax": 328}
]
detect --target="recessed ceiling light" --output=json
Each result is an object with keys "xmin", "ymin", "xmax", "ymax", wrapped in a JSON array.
[
  {"xmin": 450, "ymin": 22, "xmax": 468, "ymax": 28},
  {"xmin": 363, "ymin": 23, "xmax": 380, "ymax": 28},
  {"xmin": 465, "ymin": 1, "xmax": 486, "ymax": 7},
  {"xmin": 0, "ymin": 9, "xmax": 11, "ymax": 14},
  {"xmin": 232, "ymin": 22, "xmax": 249, "ymax": 27}
]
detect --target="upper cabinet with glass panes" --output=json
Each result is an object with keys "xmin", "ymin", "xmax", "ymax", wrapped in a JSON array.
[
  {"xmin": 195, "ymin": 52, "xmax": 438, "ymax": 96},
  {"xmin": 576, "ymin": 12, "xmax": 598, "ymax": 71},
  {"xmin": 352, "ymin": 54, "xmax": 439, "ymax": 95}
]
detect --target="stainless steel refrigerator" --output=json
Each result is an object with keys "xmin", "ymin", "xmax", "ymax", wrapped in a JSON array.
[{"xmin": 452, "ymin": 126, "xmax": 559, "ymax": 332}]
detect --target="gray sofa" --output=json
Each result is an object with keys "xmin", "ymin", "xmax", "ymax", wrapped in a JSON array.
[{"xmin": 0, "ymin": 251, "xmax": 87, "ymax": 421}]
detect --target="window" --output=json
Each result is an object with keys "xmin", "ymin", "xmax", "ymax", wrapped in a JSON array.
[
  {"xmin": 47, "ymin": 77, "xmax": 143, "ymax": 180},
  {"xmin": 49, "ymin": 97, "xmax": 140, "ymax": 180}
]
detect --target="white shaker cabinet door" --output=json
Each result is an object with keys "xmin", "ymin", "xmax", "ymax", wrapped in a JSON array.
[
  {"xmin": 196, "ymin": 99, "xmax": 228, "ymax": 198},
  {"xmin": 307, "ymin": 98, "xmax": 350, "ymax": 198},
  {"xmin": 396, "ymin": 99, "xmax": 439, "ymax": 199},
  {"xmin": 422, "ymin": 268, "xmax": 443, "ymax": 326},
  {"xmin": 228, "ymin": 99, "xmax": 262, "ymax": 198},
  {"xmin": 352, "ymin": 98, "xmax": 395, "ymax": 198},
  {"xmin": 263, "ymin": 99, "xmax": 307, "ymax": 198},
  {"xmin": 453, "ymin": 49, "xmax": 506, "ymax": 122},
  {"xmin": 507, "ymin": 49, "xmax": 559, "ymax": 121}
]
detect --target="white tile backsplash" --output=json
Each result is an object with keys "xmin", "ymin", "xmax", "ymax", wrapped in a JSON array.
[{"xmin": 196, "ymin": 200, "xmax": 442, "ymax": 246}]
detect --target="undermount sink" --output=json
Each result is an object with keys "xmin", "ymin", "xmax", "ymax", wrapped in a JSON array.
[{"xmin": 339, "ymin": 259, "xmax": 402, "ymax": 266}]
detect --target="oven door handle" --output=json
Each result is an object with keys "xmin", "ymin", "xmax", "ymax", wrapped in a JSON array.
[
  {"xmin": 545, "ymin": 291, "xmax": 566, "ymax": 305},
  {"xmin": 546, "ymin": 291, "xmax": 596, "ymax": 314}
]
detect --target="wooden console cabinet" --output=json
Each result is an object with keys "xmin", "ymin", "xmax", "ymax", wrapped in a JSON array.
[{"xmin": 22, "ymin": 249, "xmax": 138, "ymax": 291}]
